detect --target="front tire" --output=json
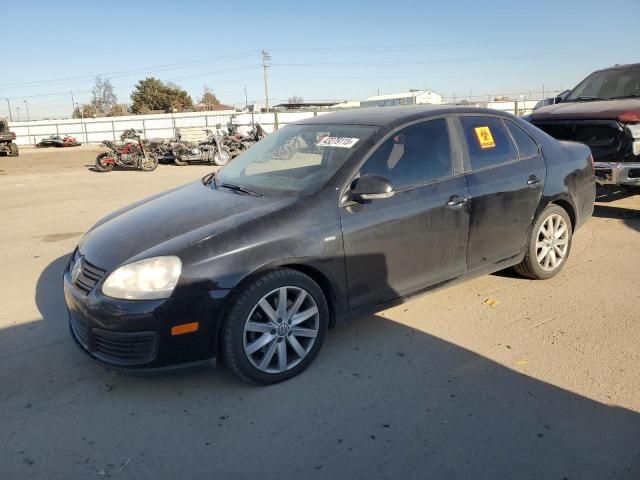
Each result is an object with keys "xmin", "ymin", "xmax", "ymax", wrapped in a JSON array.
[
  {"xmin": 140, "ymin": 153, "xmax": 158, "ymax": 171},
  {"xmin": 514, "ymin": 204, "xmax": 573, "ymax": 280},
  {"xmin": 222, "ymin": 269, "xmax": 329, "ymax": 385},
  {"xmin": 9, "ymin": 143, "xmax": 19, "ymax": 156},
  {"xmin": 213, "ymin": 147, "xmax": 231, "ymax": 166}
]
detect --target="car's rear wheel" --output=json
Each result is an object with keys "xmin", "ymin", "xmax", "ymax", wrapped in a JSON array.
[
  {"xmin": 9, "ymin": 143, "xmax": 19, "ymax": 156},
  {"xmin": 222, "ymin": 268, "xmax": 329, "ymax": 385},
  {"xmin": 514, "ymin": 204, "xmax": 572, "ymax": 280}
]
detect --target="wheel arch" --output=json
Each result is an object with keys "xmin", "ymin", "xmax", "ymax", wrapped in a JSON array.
[{"xmin": 549, "ymin": 198, "xmax": 576, "ymax": 230}]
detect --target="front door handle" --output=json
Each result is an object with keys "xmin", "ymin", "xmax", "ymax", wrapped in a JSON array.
[
  {"xmin": 527, "ymin": 175, "xmax": 541, "ymax": 186},
  {"xmin": 446, "ymin": 195, "xmax": 468, "ymax": 208}
]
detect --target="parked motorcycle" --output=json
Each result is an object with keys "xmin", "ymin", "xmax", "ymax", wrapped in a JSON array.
[
  {"xmin": 94, "ymin": 129, "xmax": 158, "ymax": 172},
  {"xmin": 224, "ymin": 122, "xmax": 267, "ymax": 158},
  {"xmin": 169, "ymin": 127, "xmax": 231, "ymax": 166}
]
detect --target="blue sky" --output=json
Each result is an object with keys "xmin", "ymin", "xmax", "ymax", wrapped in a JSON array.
[{"xmin": 2, "ymin": 0, "xmax": 639, "ymax": 119}]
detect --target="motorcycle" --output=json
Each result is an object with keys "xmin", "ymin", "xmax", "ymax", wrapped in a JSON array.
[
  {"xmin": 169, "ymin": 127, "xmax": 231, "ymax": 166},
  {"xmin": 94, "ymin": 129, "xmax": 158, "ymax": 172},
  {"xmin": 224, "ymin": 122, "xmax": 267, "ymax": 158},
  {"xmin": 36, "ymin": 134, "xmax": 81, "ymax": 148}
]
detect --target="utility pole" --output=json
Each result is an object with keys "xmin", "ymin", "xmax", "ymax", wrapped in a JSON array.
[
  {"xmin": 16, "ymin": 106, "xmax": 21, "ymax": 122},
  {"xmin": 23, "ymin": 100, "xmax": 30, "ymax": 122},
  {"xmin": 261, "ymin": 49, "xmax": 271, "ymax": 112},
  {"xmin": 3, "ymin": 98, "xmax": 12, "ymax": 121},
  {"xmin": 70, "ymin": 90, "xmax": 76, "ymax": 116},
  {"xmin": 244, "ymin": 84, "xmax": 248, "ymax": 109}
]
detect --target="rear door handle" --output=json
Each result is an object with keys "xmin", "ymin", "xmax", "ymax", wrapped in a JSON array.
[
  {"xmin": 446, "ymin": 195, "xmax": 468, "ymax": 208},
  {"xmin": 527, "ymin": 175, "xmax": 541, "ymax": 186}
]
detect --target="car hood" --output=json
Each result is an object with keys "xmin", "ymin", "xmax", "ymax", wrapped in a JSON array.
[
  {"xmin": 78, "ymin": 180, "xmax": 294, "ymax": 270},
  {"xmin": 531, "ymin": 99, "xmax": 640, "ymax": 121}
]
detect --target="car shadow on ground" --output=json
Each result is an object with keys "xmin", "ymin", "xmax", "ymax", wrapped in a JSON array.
[
  {"xmin": 1, "ymin": 254, "xmax": 638, "ymax": 479},
  {"xmin": 593, "ymin": 187, "xmax": 640, "ymax": 233}
]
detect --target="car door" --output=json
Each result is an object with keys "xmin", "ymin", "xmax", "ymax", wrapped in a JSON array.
[
  {"xmin": 457, "ymin": 115, "xmax": 546, "ymax": 271},
  {"xmin": 339, "ymin": 117, "xmax": 470, "ymax": 311}
]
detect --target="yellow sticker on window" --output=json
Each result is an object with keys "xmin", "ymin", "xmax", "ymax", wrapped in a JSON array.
[{"xmin": 474, "ymin": 126, "xmax": 496, "ymax": 149}]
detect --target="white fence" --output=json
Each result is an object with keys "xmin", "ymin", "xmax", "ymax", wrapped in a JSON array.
[
  {"xmin": 8, "ymin": 101, "xmax": 537, "ymax": 146},
  {"xmin": 8, "ymin": 110, "xmax": 332, "ymax": 146}
]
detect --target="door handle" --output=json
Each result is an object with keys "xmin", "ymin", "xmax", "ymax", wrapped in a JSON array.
[
  {"xmin": 527, "ymin": 175, "xmax": 541, "ymax": 186},
  {"xmin": 446, "ymin": 195, "xmax": 468, "ymax": 208}
]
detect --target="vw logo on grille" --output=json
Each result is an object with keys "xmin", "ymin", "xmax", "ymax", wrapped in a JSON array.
[{"xmin": 71, "ymin": 257, "xmax": 83, "ymax": 285}]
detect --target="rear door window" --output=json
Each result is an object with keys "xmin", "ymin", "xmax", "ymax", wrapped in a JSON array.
[
  {"xmin": 505, "ymin": 120, "xmax": 539, "ymax": 159},
  {"xmin": 460, "ymin": 116, "xmax": 518, "ymax": 170}
]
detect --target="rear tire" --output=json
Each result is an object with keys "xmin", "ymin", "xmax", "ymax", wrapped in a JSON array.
[
  {"xmin": 514, "ymin": 204, "xmax": 573, "ymax": 280},
  {"xmin": 222, "ymin": 269, "xmax": 329, "ymax": 385},
  {"xmin": 9, "ymin": 143, "xmax": 19, "ymax": 157},
  {"xmin": 94, "ymin": 152, "xmax": 114, "ymax": 172}
]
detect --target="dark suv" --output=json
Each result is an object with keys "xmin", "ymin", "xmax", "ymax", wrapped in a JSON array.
[{"xmin": 528, "ymin": 63, "xmax": 640, "ymax": 190}]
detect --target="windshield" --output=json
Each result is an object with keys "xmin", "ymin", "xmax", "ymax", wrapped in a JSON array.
[
  {"xmin": 566, "ymin": 66, "xmax": 640, "ymax": 101},
  {"xmin": 216, "ymin": 124, "xmax": 377, "ymax": 195}
]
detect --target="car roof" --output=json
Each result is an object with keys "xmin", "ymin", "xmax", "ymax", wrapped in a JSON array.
[
  {"xmin": 293, "ymin": 105, "xmax": 515, "ymax": 126},
  {"xmin": 593, "ymin": 63, "xmax": 640, "ymax": 73}
]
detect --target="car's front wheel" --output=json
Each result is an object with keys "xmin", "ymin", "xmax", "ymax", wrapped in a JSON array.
[
  {"xmin": 515, "ymin": 204, "xmax": 573, "ymax": 280},
  {"xmin": 222, "ymin": 268, "xmax": 329, "ymax": 384}
]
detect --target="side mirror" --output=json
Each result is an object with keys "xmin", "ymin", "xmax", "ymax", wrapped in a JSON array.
[{"xmin": 351, "ymin": 174, "xmax": 395, "ymax": 202}]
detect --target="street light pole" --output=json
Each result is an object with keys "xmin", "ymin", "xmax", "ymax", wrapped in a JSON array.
[
  {"xmin": 23, "ymin": 100, "xmax": 32, "ymax": 145},
  {"xmin": 3, "ymin": 98, "xmax": 12, "ymax": 122},
  {"xmin": 16, "ymin": 106, "xmax": 21, "ymax": 122},
  {"xmin": 261, "ymin": 49, "xmax": 271, "ymax": 112}
]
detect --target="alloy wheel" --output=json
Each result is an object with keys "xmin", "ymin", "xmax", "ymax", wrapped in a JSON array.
[
  {"xmin": 536, "ymin": 213, "xmax": 569, "ymax": 271},
  {"xmin": 243, "ymin": 286, "xmax": 319, "ymax": 374}
]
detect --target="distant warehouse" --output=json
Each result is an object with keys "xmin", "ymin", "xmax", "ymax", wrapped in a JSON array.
[{"xmin": 360, "ymin": 90, "xmax": 443, "ymax": 108}]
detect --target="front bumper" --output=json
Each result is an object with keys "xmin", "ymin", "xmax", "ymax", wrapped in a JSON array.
[
  {"xmin": 64, "ymin": 261, "xmax": 230, "ymax": 369},
  {"xmin": 594, "ymin": 162, "xmax": 640, "ymax": 187}
]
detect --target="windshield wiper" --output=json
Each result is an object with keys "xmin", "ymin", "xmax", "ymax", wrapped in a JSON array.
[
  {"xmin": 570, "ymin": 96, "xmax": 601, "ymax": 102},
  {"xmin": 220, "ymin": 182, "xmax": 263, "ymax": 197},
  {"xmin": 607, "ymin": 94, "xmax": 640, "ymax": 100}
]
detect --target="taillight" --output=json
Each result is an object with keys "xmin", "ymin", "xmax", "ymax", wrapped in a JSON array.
[
  {"xmin": 588, "ymin": 153, "xmax": 594, "ymax": 169},
  {"xmin": 11, "ymin": 132, "xmax": 16, "ymax": 140}
]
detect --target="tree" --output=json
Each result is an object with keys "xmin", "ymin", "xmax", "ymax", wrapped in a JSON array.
[
  {"xmin": 72, "ymin": 103, "xmax": 98, "ymax": 119},
  {"xmin": 91, "ymin": 77, "xmax": 117, "ymax": 114},
  {"xmin": 107, "ymin": 104, "xmax": 130, "ymax": 117},
  {"xmin": 200, "ymin": 85, "xmax": 220, "ymax": 106},
  {"xmin": 130, "ymin": 77, "xmax": 194, "ymax": 113},
  {"xmin": 288, "ymin": 96, "xmax": 304, "ymax": 105}
]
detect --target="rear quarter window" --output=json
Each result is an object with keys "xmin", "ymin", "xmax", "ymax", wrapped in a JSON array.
[
  {"xmin": 460, "ymin": 116, "xmax": 518, "ymax": 170},
  {"xmin": 505, "ymin": 120, "xmax": 539, "ymax": 159}
]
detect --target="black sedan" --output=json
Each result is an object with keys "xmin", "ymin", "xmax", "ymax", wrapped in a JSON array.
[{"xmin": 64, "ymin": 106, "xmax": 596, "ymax": 384}]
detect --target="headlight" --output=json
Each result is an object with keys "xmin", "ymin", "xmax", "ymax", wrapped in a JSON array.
[
  {"xmin": 102, "ymin": 256, "xmax": 182, "ymax": 300},
  {"xmin": 627, "ymin": 123, "xmax": 640, "ymax": 139}
]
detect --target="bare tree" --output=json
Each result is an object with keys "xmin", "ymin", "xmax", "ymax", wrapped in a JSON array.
[
  {"xmin": 288, "ymin": 96, "xmax": 304, "ymax": 105},
  {"xmin": 91, "ymin": 77, "xmax": 117, "ymax": 114},
  {"xmin": 200, "ymin": 85, "xmax": 221, "ymax": 107}
]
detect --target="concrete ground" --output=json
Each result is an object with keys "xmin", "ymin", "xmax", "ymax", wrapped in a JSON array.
[{"xmin": 1, "ymin": 147, "xmax": 639, "ymax": 479}]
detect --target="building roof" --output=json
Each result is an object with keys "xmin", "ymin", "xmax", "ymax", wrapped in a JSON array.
[
  {"xmin": 293, "ymin": 105, "xmax": 514, "ymax": 127},
  {"xmin": 364, "ymin": 90, "xmax": 438, "ymax": 101}
]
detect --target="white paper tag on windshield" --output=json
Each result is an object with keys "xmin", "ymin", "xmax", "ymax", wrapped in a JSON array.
[{"xmin": 316, "ymin": 136, "xmax": 359, "ymax": 149}]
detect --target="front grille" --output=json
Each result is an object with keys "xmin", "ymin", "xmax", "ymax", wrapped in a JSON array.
[
  {"xmin": 533, "ymin": 120, "xmax": 628, "ymax": 162},
  {"xmin": 92, "ymin": 328, "xmax": 157, "ymax": 366},
  {"xmin": 71, "ymin": 254, "xmax": 107, "ymax": 295}
]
